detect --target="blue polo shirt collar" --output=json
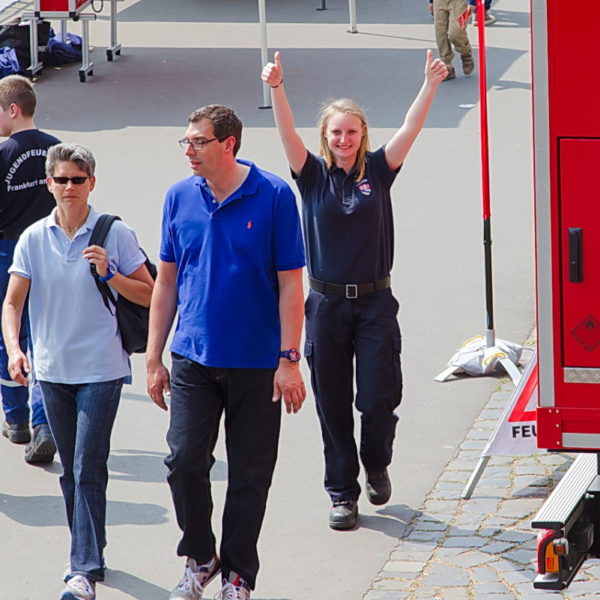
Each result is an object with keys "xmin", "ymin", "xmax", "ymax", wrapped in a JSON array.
[{"xmin": 195, "ymin": 159, "xmax": 260, "ymax": 211}]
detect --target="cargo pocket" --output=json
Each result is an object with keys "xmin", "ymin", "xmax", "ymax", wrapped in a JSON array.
[{"xmin": 392, "ymin": 334, "xmax": 403, "ymax": 408}]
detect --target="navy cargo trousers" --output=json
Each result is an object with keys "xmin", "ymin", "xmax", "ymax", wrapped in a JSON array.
[{"xmin": 304, "ymin": 287, "xmax": 403, "ymax": 502}]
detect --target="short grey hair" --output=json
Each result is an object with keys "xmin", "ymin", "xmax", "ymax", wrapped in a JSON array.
[{"xmin": 46, "ymin": 143, "xmax": 96, "ymax": 178}]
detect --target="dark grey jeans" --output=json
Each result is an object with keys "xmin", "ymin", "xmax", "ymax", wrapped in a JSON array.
[{"xmin": 165, "ymin": 353, "xmax": 280, "ymax": 589}]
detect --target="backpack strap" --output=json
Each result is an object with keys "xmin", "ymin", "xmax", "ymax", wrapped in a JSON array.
[
  {"xmin": 89, "ymin": 214, "xmax": 121, "ymax": 247},
  {"xmin": 89, "ymin": 214, "xmax": 122, "ymax": 315}
]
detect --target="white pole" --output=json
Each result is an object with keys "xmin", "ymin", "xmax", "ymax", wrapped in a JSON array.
[
  {"xmin": 258, "ymin": 0, "xmax": 271, "ymax": 108},
  {"xmin": 348, "ymin": 0, "xmax": 357, "ymax": 33}
]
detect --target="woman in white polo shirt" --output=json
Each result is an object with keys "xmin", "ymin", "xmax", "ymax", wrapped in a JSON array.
[{"xmin": 1, "ymin": 143, "xmax": 154, "ymax": 600}]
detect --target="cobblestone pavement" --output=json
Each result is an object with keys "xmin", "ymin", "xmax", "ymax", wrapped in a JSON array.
[{"xmin": 364, "ymin": 382, "xmax": 600, "ymax": 600}]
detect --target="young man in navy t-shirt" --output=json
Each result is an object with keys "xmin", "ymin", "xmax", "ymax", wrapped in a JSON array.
[{"xmin": 0, "ymin": 75, "xmax": 59, "ymax": 463}]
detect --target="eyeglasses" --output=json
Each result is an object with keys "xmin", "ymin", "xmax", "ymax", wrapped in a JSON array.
[
  {"xmin": 51, "ymin": 176, "xmax": 91, "ymax": 185},
  {"xmin": 177, "ymin": 137, "xmax": 222, "ymax": 151}
]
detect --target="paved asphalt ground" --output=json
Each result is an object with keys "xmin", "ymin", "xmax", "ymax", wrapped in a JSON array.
[{"xmin": 1, "ymin": 1, "xmax": 587, "ymax": 599}]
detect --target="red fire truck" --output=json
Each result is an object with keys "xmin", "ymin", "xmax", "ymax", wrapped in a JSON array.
[{"xmin": 531, "ymin": 0, "xmax": 600, "ymax": 590}]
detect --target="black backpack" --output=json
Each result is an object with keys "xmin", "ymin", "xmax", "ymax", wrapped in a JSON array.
[{"xmin": 89, "ymin": 214, "xmax": 157, "ymax": 355}]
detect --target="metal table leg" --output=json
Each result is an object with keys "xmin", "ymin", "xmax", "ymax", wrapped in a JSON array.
[{"xmin": 106, "ymin": 0, "xmax": 122, "ymax": 62}]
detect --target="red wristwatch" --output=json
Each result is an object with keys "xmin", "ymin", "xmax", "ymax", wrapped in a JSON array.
[{"xmin": 279, "ymin": 348, "xmax": 301, "ymax": 363}]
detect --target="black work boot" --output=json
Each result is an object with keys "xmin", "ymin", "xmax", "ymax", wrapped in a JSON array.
[
  {"xmin": 24, "ymin": 423, "xmax": 56, "ymax": 463},
  {"xmin": 365, "ymin": 468, "xmax": 392, "ymax": 505},
  {"xmin": 2, "ymin": 420, "xmax": 31, "ymax": 444},
  {"xmin": 329, "ymin": 500, "xmax": 358, "ymax": 530}
]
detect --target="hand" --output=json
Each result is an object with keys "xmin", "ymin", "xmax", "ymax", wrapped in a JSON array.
[
  {"xmin": 7, "ymin": 349, "xmax": 30, "ymax": 387},
  {"xmin": 83, "ymin": 244, "xmax": 109, "ymax": 278},
  {"xmin": 272, "ymin": 361, "xmax": 305, "ymax": 414},
  {"xmin": 261, "ymin": 50, "xmax": 284, "ymax": 88},
  {"xmin": 424, "ymin": 49, "xmax": 448, "ymax": 85},
  {"xmin": 146, "ymin": 359, "xmax": 171, "ymax": 411},
  {"xmin": 428, "ymin": 2, "xmax": 433, "ymax": 15}
]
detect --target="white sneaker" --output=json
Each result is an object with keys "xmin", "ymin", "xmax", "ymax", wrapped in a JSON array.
[
  {"xmin": 170, "ymin": 556, "xmax": 221, "ymax": 600},
  {"xmin": 60, "ymin": 575, "xmax": 96, "ymax": 600},
  {"xmin": 215, "ymin": 572, "xmax": 251, "ymax": 600}
]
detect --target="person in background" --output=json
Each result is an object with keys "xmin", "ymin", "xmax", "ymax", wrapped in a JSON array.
[
  {"xmin": 428, "ymin": 0, "xmax": 476, "ymax": 80},
  {"xmin": 474, "ymin": 0, "xmax": 496, "ymax": 26},
  {"xmin": 2, "ymin": 142, "xmax": 154, "ymax": 600},
  {"xmin": 0, "ymin": 74, "xmax": 59, "ymax": 463},
  {"xmin": 146, "ymin": 105, "xmax": 305, "ymax": 600},
  {"xmin": 261, "ymin": 50, "xmax": 446, "ymax": 530}
]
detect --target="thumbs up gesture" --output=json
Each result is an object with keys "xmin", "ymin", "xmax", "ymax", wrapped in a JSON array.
[
  {"xmin": 262, "ymin": 50, "xmax": 284, "ymax": 88},
  {"xmin": 425, "ymin": 49, "xmax": 448, "ymax": 84}
]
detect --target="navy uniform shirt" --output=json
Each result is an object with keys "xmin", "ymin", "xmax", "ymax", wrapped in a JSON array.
[
  {"xmin": 0, "ymin": 129, "xmax": 60, "ymax": 238},
  {"xmin": 294, "ymin": 146, "xmax": 401, "ymax": 284}
]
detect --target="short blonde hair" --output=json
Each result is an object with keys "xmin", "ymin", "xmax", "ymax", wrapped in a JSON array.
[
  {"xmin": 318, "ymin": 98, "xmax": 370, "ymax": 181},
  {"xmin": 0, "ymin": 75, "xmax": 36, "ymax": 116}
]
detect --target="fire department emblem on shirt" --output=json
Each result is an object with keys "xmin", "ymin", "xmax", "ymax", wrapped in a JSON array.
[{"xmin": 357, "ymin": 179, "xmax": 372, "ymax": 196}]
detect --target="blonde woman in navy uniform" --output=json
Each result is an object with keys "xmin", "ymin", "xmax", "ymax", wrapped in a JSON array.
[{"xmin": 262, "ymin": 50, "xmax": 447, "ymax": 529}]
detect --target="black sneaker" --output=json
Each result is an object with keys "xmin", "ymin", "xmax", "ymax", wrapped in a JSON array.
[
  {"xmin": 24, "ymin": 423, "xmax": 56, "ymax": 463},
  {"xmin": 365, "ymin": 469, "xmax": 391, "ymax": 505},
  {"xmin": 2, "ymin": 420, "xmax": 31, "ymax": 444},
  {"xmin": 329, "ymin": 499, "xmax": 358, "ymax": 530}
]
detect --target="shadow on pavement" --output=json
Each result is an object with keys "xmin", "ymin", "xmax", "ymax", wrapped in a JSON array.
[
  {"xmin": 102, "ymin": 569, "xmax": 170, "ymax": 600},
  {"xmin": 35, "ymin": 46, "xmax": 525, "ymax": 132},
  {"xmin": 108, "ymin": 449, "xmax": 227, "ymax": 483},
  {"xmin": 357, "ymin": 503, "xmax": 420, "ymax": 538},
  {"xmin": 117, "ymin": 0, "xmax": 431, "ymax": 26},
  {"xmin": 0, "ymin": 493, "xmax": 168, "ymax": 526}
]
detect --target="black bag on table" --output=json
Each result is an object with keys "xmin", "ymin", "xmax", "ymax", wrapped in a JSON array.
[
  {"xmin": 0, "ymin": 20, "xmax": 51, "ymax": 74},
  {"xmin": 89, "ymin": 214, "xmax": 157, "ymax": 355}
]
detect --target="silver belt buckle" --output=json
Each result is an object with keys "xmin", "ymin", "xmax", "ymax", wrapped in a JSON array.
[{"xmin": 345, "ymin": 284, "xmax": 358, "ymax": 299}]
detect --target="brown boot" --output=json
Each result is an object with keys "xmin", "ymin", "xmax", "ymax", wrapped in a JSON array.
[
  {"xmin": 443, "ymin": 65, "xmax": 456, "ymax": 81},
  {"xmin": 461, "ymin": 52, "xmax": 475, "ymax": 75}
]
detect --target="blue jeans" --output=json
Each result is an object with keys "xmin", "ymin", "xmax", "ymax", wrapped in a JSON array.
[
  {"xmin": 40, "ymin": 378, "xmax": 123, "ymax": 582},
  {"xmin": 0, "ymin": 239, "xmax": 46, "ymax": 427}
]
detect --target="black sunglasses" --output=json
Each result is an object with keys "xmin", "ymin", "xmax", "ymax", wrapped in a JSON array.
[{"xmin": 51, "ymin": 176, "xmax": 91, "ymax": 185}]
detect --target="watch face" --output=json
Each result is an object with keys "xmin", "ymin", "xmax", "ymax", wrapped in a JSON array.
[{"xmin": 281, "ymin": 348, "xmax": 301, "ymax": 362}]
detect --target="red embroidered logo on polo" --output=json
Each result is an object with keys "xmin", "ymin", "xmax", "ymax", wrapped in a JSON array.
[{"xmin": 357, "ymin": 179, "xmax": 372, "ymax": 196}]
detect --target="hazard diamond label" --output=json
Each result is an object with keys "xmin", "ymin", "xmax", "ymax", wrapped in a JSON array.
[{"xmin": 571, "ymin": 314, "xmax": 600, "ymax": 353}]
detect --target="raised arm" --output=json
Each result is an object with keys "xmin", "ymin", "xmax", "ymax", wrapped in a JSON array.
[
  {"xmin": 384, "ymin": 49, "xmax": 447, "ymax": 171},
  {"xmin": 261, "ymin": 51, "xmax": 308, "ymax": 176}
]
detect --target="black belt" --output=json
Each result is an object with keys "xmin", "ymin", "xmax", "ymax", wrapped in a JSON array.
[{"xmin": 309, "ymin": 275, "xmax": 391, "ymax": 299}]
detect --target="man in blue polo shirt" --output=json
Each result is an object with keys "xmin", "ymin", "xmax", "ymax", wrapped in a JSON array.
[{"xmin": 146, "ymin": 105, "xmax": 305, "ymax": 600}]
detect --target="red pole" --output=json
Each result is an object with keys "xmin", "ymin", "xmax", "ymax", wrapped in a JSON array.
[
  {"xmin": 476, "ymin": 0, "xmax": 491, "ymax": 220},
  {"xmin": 475, "ymin": 0, "xmax": 495, "ymax": 339}
]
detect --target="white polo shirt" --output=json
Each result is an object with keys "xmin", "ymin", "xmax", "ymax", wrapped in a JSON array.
[{"xmin": 10, "ymin": 205, "xmax": 145, "ymax": 384}]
